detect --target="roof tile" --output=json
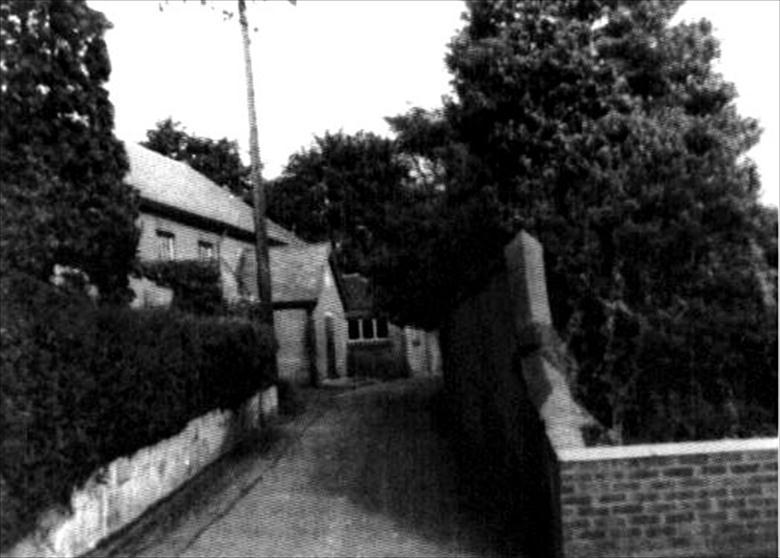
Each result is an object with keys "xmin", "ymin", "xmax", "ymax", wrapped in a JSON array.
[{"xmin": 123, "ymin": 142, "xmax": 302, "ymax": 246}]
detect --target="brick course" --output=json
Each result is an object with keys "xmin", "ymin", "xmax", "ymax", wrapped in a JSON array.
[{"xmin": 560, "ymin": 440, "xmax": 778, "ymax": 557}]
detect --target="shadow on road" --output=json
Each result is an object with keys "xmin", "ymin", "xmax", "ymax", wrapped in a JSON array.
[{"xmin": 308, "ymin": 378, "xmax": 526, "ymax": 558}]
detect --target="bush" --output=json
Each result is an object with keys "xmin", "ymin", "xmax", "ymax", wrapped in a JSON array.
[
  {"xmin": 347, "ymin": 344, "xmax": 409, "ymax": 380},
  {"xmin": 567, "ymin": 287, "xmax": 778, "ymax": 444},
  {"xmin": 0, "ymin": 272, "xmax": 276, "ymax": 551},
  {"xmin": 137, "ymin": 259, "xmax": 223, "ymax": 315}
]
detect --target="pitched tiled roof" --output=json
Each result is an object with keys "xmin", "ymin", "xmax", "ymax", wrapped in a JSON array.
[
  {"xmin": 123, "ymin": 142, "xmax": 302, "ymax": 246},
  {"xmin": 340, "ymin": 273, "xmax": 374, "ymax": 313},
  {"xmin": 269, "ymin": 242, "xmax": 332, "ymax": 303}
]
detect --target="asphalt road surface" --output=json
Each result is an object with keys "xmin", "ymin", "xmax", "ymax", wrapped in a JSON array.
[{"xmin": 91, "ymin": 377, "xmax": 523, "ymax": 558}]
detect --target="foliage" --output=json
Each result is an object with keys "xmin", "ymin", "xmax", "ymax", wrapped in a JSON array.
[
  {"xmin": 383, "ymin": 0, "xmax": 776, "ymax": 441},
  {"xmin": 0, "ymin": 271, "xmax": 276, "ymax": 551},
  {"xmin": 224, "ymin": 297, "xmax": 267, "ymax": 321},
  {"xmin": 267, "ymin": 130, "xmax": 416, "ymax": 272},
  {"xmin": 138, "ymin": 259, "xmax": 223, "ymax": 316},
  {"xmin": 143, "ymin": 118, "xmax": 251, "ymax": 198},
  {"xmin": 0, "ymin": 0, "xmax": 139, "ymax": 303}
]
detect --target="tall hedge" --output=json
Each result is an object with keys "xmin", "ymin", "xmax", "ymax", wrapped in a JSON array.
[{"xmin": 0, "ymin": 272, "xmax": 276, "ymax": 550}]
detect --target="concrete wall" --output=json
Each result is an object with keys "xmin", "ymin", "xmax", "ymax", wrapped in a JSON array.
[
  {"xmin": 312, "ymin": 263, "xmax": 347, "ymax": 380},
  {"xmin": 440, "ymin": 230, "xmax": 779, "ymax": 558},
  {"xmin": 5, "ymin": 387, "xmax": 278, "ymax": 558},
  {"xmin": 559, "ymin": 438, "xmax": 778, "ymax": 557},
  {"xmin": 274, "ymin": 308, "xmax": 311, "ymax": 385}
]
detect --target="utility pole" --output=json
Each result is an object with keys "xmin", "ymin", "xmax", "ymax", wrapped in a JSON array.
[{"xmin": 238, "ymin": 0, "xmax": 274, "ymax": 332}]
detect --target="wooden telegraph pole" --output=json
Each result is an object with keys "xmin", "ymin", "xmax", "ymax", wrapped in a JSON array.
[{"xmin": 238, "ymin": 0, "xmax": 274, "ymax": 331}]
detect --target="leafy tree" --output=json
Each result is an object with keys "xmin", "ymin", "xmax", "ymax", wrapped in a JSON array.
[
  {"xmin": 387, "ymin": 0, "xmax": 776, "ymax": 441},
  {"xmin": 0, "ymin": 0, "xmax": 139, "ymax": 303},
  {"xmin": 143, "ymin": 117, "xmax": 251, "ymax": 198},
  {"xmin": 267, "ymin": 130, "xmax": 414, "ymax": 272}
]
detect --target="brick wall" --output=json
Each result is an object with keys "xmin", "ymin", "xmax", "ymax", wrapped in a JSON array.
[
  {"xmin": 441, "ymin": 230, "xmax": 778, "ymax": 558},
  {"xmin": 559, "ymin": 439, "xmax": 778, "ymax": 557}
]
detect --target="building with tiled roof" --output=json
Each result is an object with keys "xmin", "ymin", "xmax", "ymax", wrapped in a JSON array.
[
  {"xmin": 268, "ymin": 243, "xmax": 347, "ymax": 383},
  {"xmin": 269, "ymin": 243, "xmax": 332, "ymax": 305},
  {"xmin": 339, "ymin": 272, "xmax": 442, "ymax": 380},
  {"xmin": 125, "ymin": 142, "xmax": 303, "ymax": 249},
  {"xmin": 125, "ymin": 142, "xmax": 347, "ymax": 384}
]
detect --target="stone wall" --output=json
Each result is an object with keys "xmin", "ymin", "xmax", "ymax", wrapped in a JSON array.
[
  {"xmin": 440, "ymin": 230, "xmax": 778, "ymax": 558},
  {"xmin": 559, "ymin": 438, "xmax": 778, "ymax": 557},
  {"xmin": 5, "ymin": 387, "xmax": 278, "ymax": 558}
]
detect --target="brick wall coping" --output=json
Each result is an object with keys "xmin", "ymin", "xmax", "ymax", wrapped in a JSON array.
[{"xmin": 556, "ymin": 436, "xmax": 778, "ymax": 462}]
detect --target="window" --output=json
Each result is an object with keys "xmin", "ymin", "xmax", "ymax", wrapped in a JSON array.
[
  {"xmin": 348, "ymin": 317, "xmax": 389, "ymax": 341},
  {"xmin": 361, "ymin": 318, "xmax": 374, "ymax": 339},
  {"xmin": 198, "ymin": 240, "xmax": 215, "ymax": 261},
  {"xmin": 376, "ymin": 317, "xmax": 388, "ymax": 338},
  {"xmin": 348, "ymin": 319, "xmax": 360, "ymax": 340},
  {"xmin": 156, "ymin": 230, "xmax": 175, "ymax": 260}
]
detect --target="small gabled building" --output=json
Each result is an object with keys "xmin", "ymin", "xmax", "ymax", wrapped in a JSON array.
[
  {"xmin": 340, "ymin": 273, "xmax": 407, "ymax": 379},
  {"xmin": 340, "ymin": 272, "xmax": 442, "ymax": 379},
  {"xmin": 270, "ymin": 243, "xmax": 347, "ymax": 385}
]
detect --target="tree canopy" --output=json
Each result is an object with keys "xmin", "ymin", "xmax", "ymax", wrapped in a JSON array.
[
  {"xmin": 380, "ymin": 0, "xmax": 776, "ymax": 441},
  {"xmin": 0, "ymin": 0, "xmax": 138, "ymax": 303},
  {"xmin": 267, "ymin": 130, "xmax": 416, "ymax": 272},
  {"xmin": 143, "ymin": 118, "xmax": 251, "ymax": 199}
]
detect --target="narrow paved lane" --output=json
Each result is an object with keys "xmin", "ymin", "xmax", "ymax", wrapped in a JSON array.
[{"xmin": 96, "ymin": 378, "xmax": 522, "ymax": 558}]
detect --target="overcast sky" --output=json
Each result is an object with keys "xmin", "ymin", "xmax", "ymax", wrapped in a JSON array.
[{"xmin": 90, "ymin": 0, "xmax": 779, "ymax": 208}]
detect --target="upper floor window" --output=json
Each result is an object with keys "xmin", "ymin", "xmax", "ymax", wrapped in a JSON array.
[
  {"xmin": 348, "ymin": 317, "xmax": 389, "ymax": 341},
  {"xmin": 198, "ymin": 240, "xmax": 215, "ymax": 261},
  {"xmin": 156, "ymin": 230, "xmax": 175, "ymax": 260}
]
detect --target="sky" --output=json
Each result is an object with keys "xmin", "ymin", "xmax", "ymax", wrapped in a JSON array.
[{"xmin": 91, "ymin": 0, "xmax": 779, "ymax": 208}]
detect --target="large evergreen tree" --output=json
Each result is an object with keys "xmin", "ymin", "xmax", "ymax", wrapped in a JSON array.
[
  {"xmin": 0, "ymin": 0, "xmax": 139, "ymax": 303},
  {"xmin": 387, "ymin": 0, "xmax": 776, "ymax": 441}
]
